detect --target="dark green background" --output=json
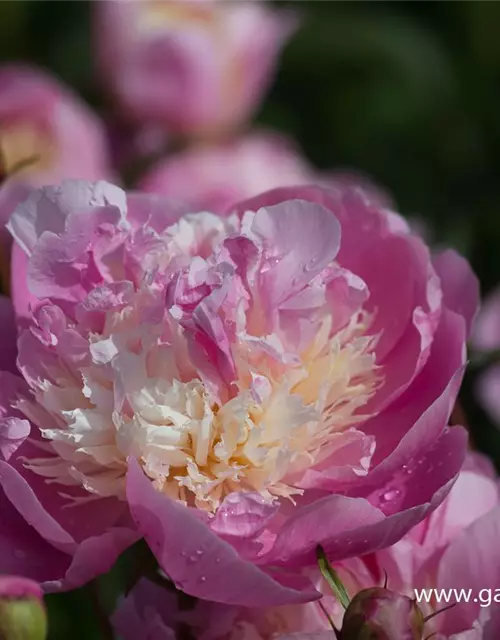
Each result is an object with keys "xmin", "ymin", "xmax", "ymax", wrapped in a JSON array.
[{"xmin": 1, "ymin": 1, "xmax": 499, "ymax": 637}]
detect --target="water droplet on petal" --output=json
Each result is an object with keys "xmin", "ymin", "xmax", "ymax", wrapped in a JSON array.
[
  {"xmin": 261, "ymin": 256, "xmax": 280, "ymax": 273},
  {"xmin": 195, "ymin": 549, "xmax": 204, "ymax": 557},
  {"xmin": 198, "ymin": 576, "xmax": 206, "ymax": 584},
  {"xmin": 382, "ymin": 489, "xmax": 401, "ymax": 503}
]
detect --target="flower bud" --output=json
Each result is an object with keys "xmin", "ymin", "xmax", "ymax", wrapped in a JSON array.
[
  {"xmin": 0, "ymin": 576, "xmax": 47, "ymax": 640},
  {"xmin": 340, "ymin": 587, "xmax": 424, "ymax": 640}
]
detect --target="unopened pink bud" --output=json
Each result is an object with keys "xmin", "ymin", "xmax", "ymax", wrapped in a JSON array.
[
  {"xmin": 0, "ymin": 576, "xmax": 47, "ymax": 640},
  {"xmin": 340, "ymin": 587, "xmax": 424, "ymax": 640}
]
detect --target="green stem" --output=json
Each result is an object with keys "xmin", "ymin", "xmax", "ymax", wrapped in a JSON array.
[{"xmin": 316, "ymin": 546, "xmax": 351, "ymax": 610}]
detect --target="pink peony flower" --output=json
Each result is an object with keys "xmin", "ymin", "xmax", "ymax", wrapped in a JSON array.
[
  {"xmin": 0, "ymin": 65, "xmax": 113, "ymax": 312},
  {"xmin": 1, "ymin": 180, "xmax": 476, "ymax": 604},
  {"xmin": 471, "ymin": 286, "xmax": 500, "ymax": 423},
  {"xmin": 139, "ymin": 133, "xmax": 316, "ymax": 214},
  {"xmin": 94, "ymin": 0, "xmax": 297, "ymax": 135}
]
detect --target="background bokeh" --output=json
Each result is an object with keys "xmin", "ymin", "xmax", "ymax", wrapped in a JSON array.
[{"xmin": 1, "ymin": 1, "xmax": 500, "ymax": 637}]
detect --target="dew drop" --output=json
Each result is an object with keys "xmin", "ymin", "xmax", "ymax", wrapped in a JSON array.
[
  {"xmin": 195, "ymin": 549, "xmax": 204, "ymax": 557},
  {"xmin": 199, "ymin": 576, "xmax": 206, "ymax": 584},
  {"xmin": 215, "ymin": 557, "xmax": 221, "ymax": 564},
  {"xmin": 382, "ymin": 489, "xmax": 401, "ymax": 503},
  {"xmin": 262, "ymin": 256, "xmax": 280, "ymax": 272}
]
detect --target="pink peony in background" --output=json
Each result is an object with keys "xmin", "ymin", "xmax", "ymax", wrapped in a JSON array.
[
  {"xmin": 0, "ymin": 64, "xmax": 113, "ymax": 315},
  {"xmin": 94, "ymin": 0, "xmax": 297, "ymax": 136},
  {"xmin": 139, "ymin": 132, "xmax": 316, "ymax": 214},
  {"xmin": 139, "ymin": 131, "xmax": 394, "ymax": 216},
  {"xmin": 471, "ymin": 286, "xmax": 500, "ymax": 424},
  {"xmin": 0, "ymin": 179, "xmax": 477, "ymax": 605},
  {"xmin": 0, "ymin": 65, "xmax": 111, "ymax": 193}
]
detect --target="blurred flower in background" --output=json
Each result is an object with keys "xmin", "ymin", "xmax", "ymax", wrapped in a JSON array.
[
  {"xmin": 472, "ymin": 288, "xmax": 500, "ymax": 425},
  {"xmin": 139, "ymin": 131, "xmax": 395, "ymax": 215},
  {"xmin": 94, "ymin": 0, "xmax": 297, "ymax": 138},
  {"xmin": 0, "ymin": 64, "xmax": 112, "ymax": 296},
  {"xmin": 139, "ymin": 131, "xmax": 315, "ymax": 212}
]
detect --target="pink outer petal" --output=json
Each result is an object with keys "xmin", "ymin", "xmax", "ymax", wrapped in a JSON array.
[
  {"xmin": 438, "ymin": 506, "xmax": 500, "ymax": 635},
  {"xmin": 292, "ymin": 429, "xmax": 376, "ymax": 491},
  {"xmin": 0, "ymin": 459, "xmax": 78, "ymax": 553},
  {"xmin": 230, "ymin": 185, "xmax": 403, "ymax": 270},
  {"xmin": 7, "ymin": 180, "xmax": 126, "ymax": 256},
  {"xmin": 0, "ymin": 576, "xmax": 43, "ymax": 601},
  {"xmin": 126, "ymin": 458, "xmax": 320, "ymax": 607},
  {"xmin": 0, "ymin": 486, "xmax": 69, "ymax": 583},
  {"xmin": 265, "ymin": 426, "xmax": 466, "ymax": 568},
  {"xmin": 360, "ymin": 306, "xmax": 466, "ymax": 470},
  {"xmin": 43, "ymin": 527, "xmax": 140, "ymax": 593},
  {"xmin": 476, "ymin": 364, "xmax": 500, "ymax": 424},
  {"xmin": 433, "ymin": 249, "xmax": 480, "ymax": 338},
  {"xmin": 0, "ymin": 460, "xmax": 138, "ymax": 590},
  {"xmin": 414, "ymin": 466, "xmax": 499, "ymax": 559}
]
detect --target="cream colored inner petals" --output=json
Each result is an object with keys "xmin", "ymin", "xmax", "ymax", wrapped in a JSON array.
[
  {"xmin": 0, "ymin": 122, "xmax": 54, "ymax": 178},
  {"xmin": 23, "ymin": 283, "xmax": 381, "ymax": 512}
]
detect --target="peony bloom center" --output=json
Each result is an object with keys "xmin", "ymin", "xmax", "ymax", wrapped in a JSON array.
[{"xmin": 16, "ymin": 203, "xmax": 383, "ymax": 512}]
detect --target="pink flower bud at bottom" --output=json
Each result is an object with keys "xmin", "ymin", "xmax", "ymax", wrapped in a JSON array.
[
  {"xmin": 0, "ymin": 576, "xmax": 47, "ymax": 640},
  {"xmin": 340, "ymin": 587, "xmax": 424, "ymax": 640}
]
